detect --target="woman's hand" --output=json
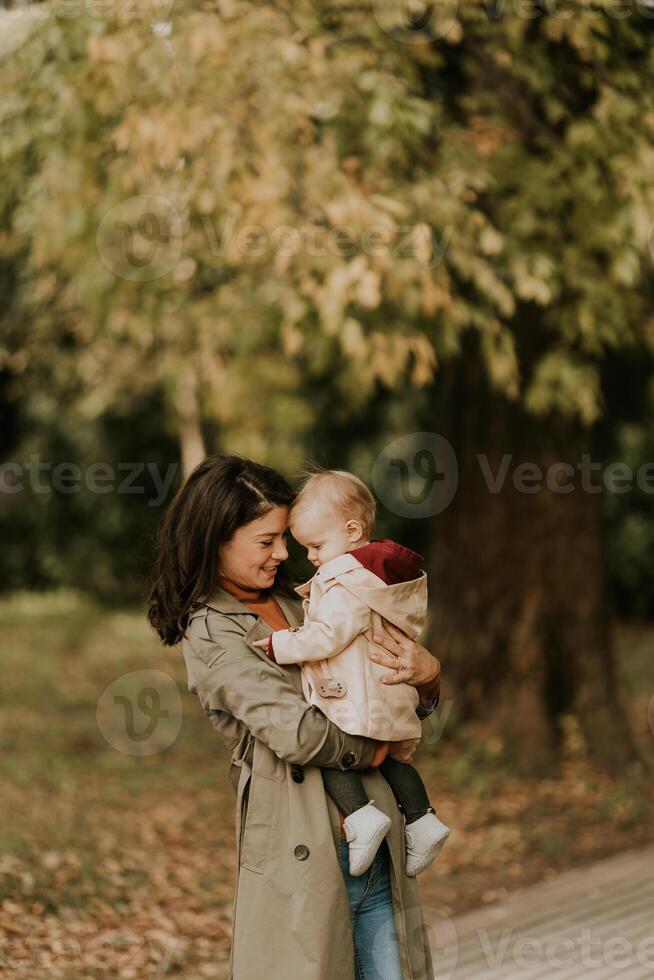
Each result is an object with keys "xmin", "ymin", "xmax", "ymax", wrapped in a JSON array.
[
  {"xmin": 369, "ymin": 619, "xmax": 441, "ymax": 689},
  {"xmin": 387, "ymin": 737, "xmax": 420, "ymax": 763}
]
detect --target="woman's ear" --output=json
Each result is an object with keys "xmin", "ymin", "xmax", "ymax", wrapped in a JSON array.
[{"xmin": 345, "ymin": 520, "xmax": 364, "ymax": 543}]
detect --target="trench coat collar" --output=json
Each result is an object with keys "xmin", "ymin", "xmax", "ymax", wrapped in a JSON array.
[
  {"xmin": 203, "ymin": 584, "xmax": 303, "ymax": 627},
  {"xmin": 199, "ymin": 584, "xmax": 303, "ymax": 678},
  {"xmin": 203, "ymin": 585, "xmax": 258, "ymax": 616}
]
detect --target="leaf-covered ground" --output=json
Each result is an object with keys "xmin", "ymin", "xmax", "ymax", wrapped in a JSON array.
[{"xmin": 1, "ymin": 593, "xmax": 652, "ymax": 978}]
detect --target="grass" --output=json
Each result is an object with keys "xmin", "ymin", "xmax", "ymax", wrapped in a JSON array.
[{"xmin": 0, "ymin": 590, "xmax": 653, "ymax": 978}]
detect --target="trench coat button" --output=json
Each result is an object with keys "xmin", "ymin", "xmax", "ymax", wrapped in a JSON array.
[
  {"xmin": 294, "ymin": 844, "xmax": 310, "ymax": 861},
  {"xmin": 291, "ymin": 765, "xmax": 304, "ymax": 783},
  {"xmin": 341, "ymin": 752, "xmax": 356, "ymax": 768}
]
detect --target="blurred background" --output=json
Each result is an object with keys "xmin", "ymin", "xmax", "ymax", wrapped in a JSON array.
[{"xmin": 1, "ymin": 1, "xmax": 653, "ymax": 977}]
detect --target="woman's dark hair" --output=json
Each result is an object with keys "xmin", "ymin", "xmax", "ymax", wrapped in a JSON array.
[{"xmin": 147, "ymin": 454, "xmax": 295, "ymax": 646}]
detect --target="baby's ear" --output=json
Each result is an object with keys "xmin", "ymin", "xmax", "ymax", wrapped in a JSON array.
[{"xmin": 345, "ymin": 519, "xmax": 364, "ymax": 542}]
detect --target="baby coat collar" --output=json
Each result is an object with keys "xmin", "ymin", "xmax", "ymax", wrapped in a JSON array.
[{"xmin": 293, "ymin": 552, "xmax": 363, "ymax": 599}]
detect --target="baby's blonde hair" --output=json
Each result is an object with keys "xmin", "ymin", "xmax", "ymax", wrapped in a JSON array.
[{"xmin": 291, "ymin": 467, "xmax": 376, "ymax": 539}]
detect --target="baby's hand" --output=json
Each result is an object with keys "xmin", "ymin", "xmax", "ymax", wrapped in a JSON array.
[
  {"xmin": 387, "ymin": 738, "xmax": 420, "ymax": 764},
  {"xmin": 252, "ymin": 638, "xmax": 270, "ymax": 649}
]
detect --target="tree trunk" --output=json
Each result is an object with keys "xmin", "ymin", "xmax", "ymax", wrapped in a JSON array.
[
  {"xmin": 426, "ymin": 332, "xmax": 644, "ymax": 776},
  {"xmin": 177, "ymin": 368, "xmax": 206, "ymax": 480}
]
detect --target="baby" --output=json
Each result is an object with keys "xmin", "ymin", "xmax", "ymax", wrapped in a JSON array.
[{"xmin": 254, "ymin": 469, "xmax": 450, "ymax": 877}]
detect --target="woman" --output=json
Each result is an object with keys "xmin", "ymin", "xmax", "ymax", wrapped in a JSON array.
[{"xmin": 148, "ymin": 455, "xmax": 441, "ymax": 980}]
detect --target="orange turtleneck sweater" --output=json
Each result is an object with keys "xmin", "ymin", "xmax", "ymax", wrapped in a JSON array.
[
  {"xmin": 216, "ymin": 575, "xmax": 291, "ymax": 632},
  {"xmin": 216, "ymin": 575, "xmax": 394, "ymax": 839}
]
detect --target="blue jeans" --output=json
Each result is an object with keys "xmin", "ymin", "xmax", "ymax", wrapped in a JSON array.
[{"xmin": 339, "ymin": 838, "xmax": 404, "ymax": 980}]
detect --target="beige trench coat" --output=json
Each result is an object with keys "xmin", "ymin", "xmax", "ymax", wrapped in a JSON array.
[{"xmin": 181, "ymin": 585, "xmax": 437, "ymax": 980}]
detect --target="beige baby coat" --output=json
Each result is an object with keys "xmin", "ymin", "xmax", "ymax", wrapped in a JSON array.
[{"xmin": 271, "ymin": 551, "xmax": 427, "ymax": 741}]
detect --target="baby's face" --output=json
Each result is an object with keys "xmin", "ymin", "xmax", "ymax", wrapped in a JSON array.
[{"xmin": 291, "ymin": 507, "xmax": 355, "ymax": 567}]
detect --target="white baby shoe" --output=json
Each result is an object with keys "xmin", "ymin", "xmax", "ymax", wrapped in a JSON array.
[
  {"xmin": 405, "ymin": 809, "xmax": 451, "ymax": 877},
  {"xmin": 343, "ymin": 801, "xmax": 392, "ymax": 877}
]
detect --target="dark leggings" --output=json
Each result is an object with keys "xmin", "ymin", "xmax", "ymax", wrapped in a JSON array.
[{"xmin": 322, "ymin": 756, "xmax": 432, "ymax": 825}]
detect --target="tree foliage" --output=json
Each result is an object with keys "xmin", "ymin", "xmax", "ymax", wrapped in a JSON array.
[
  {"xmin": 2, "ymin": 1, "xmax": 654, "ymax": 445},
  {"xmin": 2, "ymin": 0, "xmax": 654, "ymax": 609}
]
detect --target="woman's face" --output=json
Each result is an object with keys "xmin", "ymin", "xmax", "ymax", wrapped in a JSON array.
[{"xmin": 219, "ymin": 505, "xmax": 290, "ymax": 590}]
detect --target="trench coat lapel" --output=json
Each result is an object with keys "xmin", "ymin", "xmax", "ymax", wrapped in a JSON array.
[
  {"xmin": 273, "ymin": 592, "xmax": 304, "ymax": 627},
  {"xmin": 203, "ymin": 585, "xmax": 253, "ymax": 616},
  {"xmin": 203, "ymin": 584, "xmax": 304, "ymax": 677},
  {"xmin": 204, "ymin": 584, "xmax": 303, "ymax": 625}
]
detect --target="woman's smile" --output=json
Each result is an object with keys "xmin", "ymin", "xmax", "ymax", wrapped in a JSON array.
[{"xmin": 218, "ymin": 506, "xmax": 290, "ymax": 591}]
